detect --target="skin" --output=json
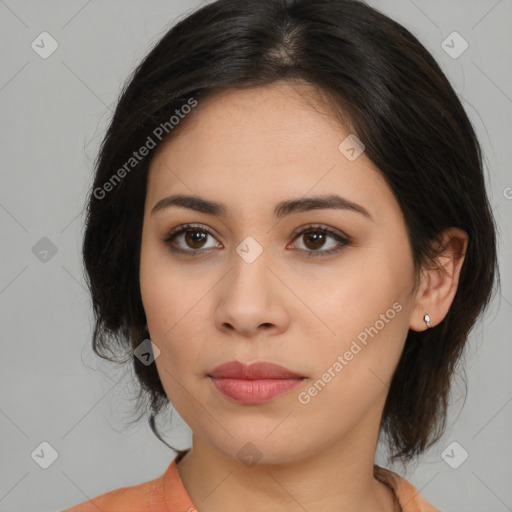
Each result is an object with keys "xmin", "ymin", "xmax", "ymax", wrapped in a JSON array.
[{"xmin": 139, "ymin": 80, "xmax": 468, "ymax": 512}]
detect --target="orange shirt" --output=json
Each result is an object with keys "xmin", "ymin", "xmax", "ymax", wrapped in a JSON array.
[{"xmin": 61, "ymin": 458, "xmax": 440, "ymax": 512}]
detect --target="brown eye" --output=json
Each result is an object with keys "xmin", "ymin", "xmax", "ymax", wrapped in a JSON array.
[
  {"xmin": 302, "ymin": 231, "xmax": 328, "ymax": 251},
  {"xmin": 183, "ymin": 229, "xmax": 208, "ymax": 249},
  {"xmin": 164, "ymin": 224, "xmax": 220, "ymax": 254},
  {"xmin": 164, "ymin": 223, "xmax": 350, "ymax": 258},
  {"xmin": 291, "ymin": 225, "xmax": 351, "ymax": 258}
]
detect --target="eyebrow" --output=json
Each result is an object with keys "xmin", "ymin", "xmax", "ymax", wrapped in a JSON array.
[{"xmin": 150, "ymin": 193, "xmax": 373, "ymax": 220}]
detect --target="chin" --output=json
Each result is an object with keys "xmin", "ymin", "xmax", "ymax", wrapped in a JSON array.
[{"xmin": 201, "ymin": 432, "xmax": 319, "ymax": 468}]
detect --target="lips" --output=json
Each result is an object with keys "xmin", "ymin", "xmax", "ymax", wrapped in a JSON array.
[
  {"xmin": 207, "ymin": 361, "xmax": 306, "ymax": 404},
  {"xmin": 208, "ymin": 360, "xmax": 304, "ymax": 379}
]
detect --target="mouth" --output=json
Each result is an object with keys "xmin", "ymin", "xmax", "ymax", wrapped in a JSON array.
[
  {"xmin": 207, "ymin": 360, "xmax": 306, "ymax": 404},
  {"xmin": 208, "ymin": 360, "xmax": 305, "ymax": 379}
]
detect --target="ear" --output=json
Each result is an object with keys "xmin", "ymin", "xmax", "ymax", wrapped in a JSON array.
[{"xmin": 409, "ymin": 227, "xmax": 468, "ymax": 332}]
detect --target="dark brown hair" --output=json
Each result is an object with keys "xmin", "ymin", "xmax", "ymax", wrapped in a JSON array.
[{"xmin": 82, "ymin": 0, "xmax": 500, "ymax": 465}]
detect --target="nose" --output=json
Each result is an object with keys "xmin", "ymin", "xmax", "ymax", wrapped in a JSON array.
[{"xmin": 214, "ymin": 251, "xmax": 290, "ymax": 339}]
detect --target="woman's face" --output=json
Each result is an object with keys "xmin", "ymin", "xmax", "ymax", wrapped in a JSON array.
[{"xmin": 140, "ymin": 81, "xmax": 421, "ymax": 464}]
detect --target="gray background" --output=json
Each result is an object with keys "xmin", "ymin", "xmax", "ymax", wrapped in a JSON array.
[{"xmin": 0, "ymin": 1, "xmax": 510, "ymax": 510}]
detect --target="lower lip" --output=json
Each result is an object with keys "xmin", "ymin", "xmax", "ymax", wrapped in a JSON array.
[{"xmin": 209, "ymin": 377, "xmax": 304, "ymax": 404}]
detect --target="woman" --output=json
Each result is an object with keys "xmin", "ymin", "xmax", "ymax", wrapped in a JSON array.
[{"xmin": 62, "ymin": 0, "xmax": 499, "ymax": 510}]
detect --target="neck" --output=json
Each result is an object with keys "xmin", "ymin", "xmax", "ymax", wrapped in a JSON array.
[{"xmin": 176, "ymin": 417, "xmax": 398, "ymax": 512}]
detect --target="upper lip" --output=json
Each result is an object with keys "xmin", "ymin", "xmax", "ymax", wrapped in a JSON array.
[{"xmin": 208, "ymin": 360, "xmax": 304, "ymax": 379}]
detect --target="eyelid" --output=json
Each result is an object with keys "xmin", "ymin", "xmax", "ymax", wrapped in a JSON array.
[
  {"xmin": 288, "ymin": 223, "xmax": 351, "ymax": 257},
  {"xmin": 163, "ymin": 223, "xmax": 223, "ymax": 255},
  {"xmin": 289, "ymin": 223, "xmax": 349, "ymax": 243},
  {"xmin": 164, "ymin": 223, "xmax": 221, "ymax": 243}
]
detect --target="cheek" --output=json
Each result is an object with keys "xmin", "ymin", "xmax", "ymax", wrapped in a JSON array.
[
  {"xmin": 311, "ymin": 255, "xmax": 410, "ymax": 384},
  {"xmin": 140, "ymin": 264, "xmax": 211, "ymax": 411},
  {"xmin": 139, "ymin": 243, "xmax": 207, "ymax": 367},
  {"xmin": 298, "ymin": 284, "xmax": 408, "ymax": 427},
  {"xmin": 317, "ymin": 261, "xmax": 400, "ymax": 332},
  {"xmin": 141, "ymin": 277, "xmax": 208, "ymax": 365},
  {"xmin": 140, "ymin": 230, "xmax": 197, "ymax": 329}
]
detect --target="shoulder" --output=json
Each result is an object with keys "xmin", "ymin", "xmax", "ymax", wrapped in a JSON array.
[
  {"xmin": 60, "ymin": 473, "xmax": 160, "ymax": 512},
  {"xmin": 374, "ymin": 465, "xmax": 441, "ymax": 512}
]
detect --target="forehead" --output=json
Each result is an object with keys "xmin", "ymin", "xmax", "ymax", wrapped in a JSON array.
[
  {"xmin": 151, "ymin": 81, "xmax": 350, "ymax": 168},
  {"xmin": 145, "ymin": 82, "xmax": 396, "ymax": 223}
]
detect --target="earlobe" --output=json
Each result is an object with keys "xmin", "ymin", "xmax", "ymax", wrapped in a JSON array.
[{"xmin": 409, "ymin": 227, "xmax": 468, "ymax": 332}]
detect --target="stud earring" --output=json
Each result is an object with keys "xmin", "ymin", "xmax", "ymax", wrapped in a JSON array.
[{"xmin": 424, "ymin": 313, "xmax": 431, "ymax": 328}]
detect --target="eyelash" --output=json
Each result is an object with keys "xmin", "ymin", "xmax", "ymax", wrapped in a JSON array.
[{"xmin": 163, "ymin": 223, "xmax": 351, "ymax": 258}]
